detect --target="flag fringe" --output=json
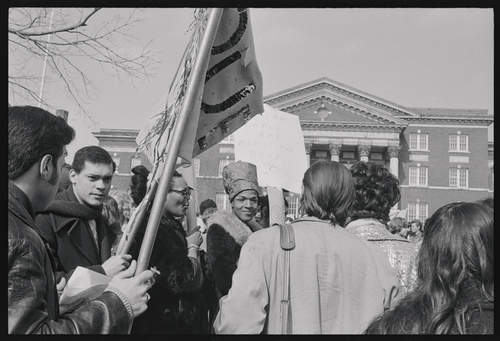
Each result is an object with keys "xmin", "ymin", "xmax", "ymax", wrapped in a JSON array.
[{"xmin": 137, "ymin": 8, "xmax": 211, "ymax": 165}]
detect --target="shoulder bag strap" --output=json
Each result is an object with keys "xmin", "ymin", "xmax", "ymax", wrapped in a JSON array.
[{"xmin": 278, "ymin": 223, "xmax": 295, "ymax": 334}]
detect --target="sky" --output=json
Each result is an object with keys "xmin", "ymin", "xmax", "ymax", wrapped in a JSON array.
[{"xmin": 9, "ymin": 8, "xmax": 494, "ymax": 164}]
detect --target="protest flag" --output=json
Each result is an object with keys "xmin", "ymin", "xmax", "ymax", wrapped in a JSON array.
[
  {"xmin": 118, "ymin": 8, "xmax": 213, "ymax": 256},
  {"xmin": 134, "ymin": 8, "xmax": 224, "ymax": 274},
  {"xmin": 136, "ymin": 7, "xmax": 264, "ymax": 167},
  {"xmin": 125, "ymin": 8, "xmax": 264, "ymax": 272}
]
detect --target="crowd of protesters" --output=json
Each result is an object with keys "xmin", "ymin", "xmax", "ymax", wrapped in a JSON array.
[{"xmin": 8, "ymin": 105, "xmax": 493, "ymax": 335}]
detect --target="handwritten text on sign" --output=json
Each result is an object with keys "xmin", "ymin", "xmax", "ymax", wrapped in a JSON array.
[{"xmin": 234, "ymin": 104, "xmax": 307, "ymax": 194}]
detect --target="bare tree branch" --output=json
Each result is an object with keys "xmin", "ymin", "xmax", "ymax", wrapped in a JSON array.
[{"xmin": 8, "ymin": 7, "xmax": 159, "ymax": 121}]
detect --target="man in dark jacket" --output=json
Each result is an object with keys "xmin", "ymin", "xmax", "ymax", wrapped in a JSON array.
[
  {"xmin": 36, "ymin": 146, "xmax": 131, "ymax": 283},
  {"xmin": 8, "ymin": 106, "xmax": 155, "ymax": 334}
]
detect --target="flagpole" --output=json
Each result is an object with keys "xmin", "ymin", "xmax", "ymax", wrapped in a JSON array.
[
  {"xmin": 115, "ymin": 175, "xmax": 158, "ymax": 255},
  {"xmin": 135, "ymin": 8, "xmax": 224, "ymax": 274},
  {"xmin": 38, "ymin": 8, "xmax": 54, "ymax": 107}
]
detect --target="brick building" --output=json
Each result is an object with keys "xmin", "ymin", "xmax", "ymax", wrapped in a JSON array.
[{"xmin": 93, "ymin": 77, "xmax": 493, "ymax": 221}]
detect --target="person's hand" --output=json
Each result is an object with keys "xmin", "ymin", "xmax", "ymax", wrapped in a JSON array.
[
  {"xmin": 56, "ymin": 277, "xmax": 66, "ymax": 295},
  {"xmin": 107, "ymin": 260, "xmax": 155, "ymax": 318},
  {"xmin": 57, "ymin": 277, "xmax": 87, "ymax": 315},
  {"xmin": 186, "ymin": 227, "xmax": 202, "ymax": 247},
  {"xmin": 102, "ymin": 254, "xmax": 133, "ymax": 277}
]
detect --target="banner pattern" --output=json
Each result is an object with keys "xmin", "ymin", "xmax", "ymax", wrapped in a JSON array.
[{"xmin": 136, "ymin": 8, "xmax": 263, "ymax": 165}]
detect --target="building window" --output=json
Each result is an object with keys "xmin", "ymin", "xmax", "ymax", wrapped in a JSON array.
[
  {"xmin": 409, "ymin": 166, "xmax": 428, "ymax": 186},
  {"xmin": 409, "ymin": 133, "xmax": 428, "ymax": 151},
  {"xmin": 220, "ymin": 134, "xmax": 234, "ymax": 144},
  {"xmin": 215, "ymin": 193, "xmax": 231, "ymax": 211},
  {"xmin": 315, "ymin": 151, "xmax": 327, "ymax": 158},
  {"xmin": 193, "ymin": 158, "xmax": 200, "ymax": 177},
  {"xmin": 449, "ymin": 168, "xmax": 469, "ymax": 188},
  {"xmin": 218, "ymin": 159, "xmax": 234, "ymax": 177},
  {"xmin": 286, "ymin": 196, "xmax": 299, "ymax": 218},
  {"xmin": 407, "ymin": 202, "xmax": 428, "ymax": 222},
  {"xmin": 342, "ymin": 151, "xmax": 355, "ymax": 159},
  {"xmin": 130, "ymin": 156, "xmax": 142, "ymax": 170},
  {"xmin": 449, "ymin": 134, "xmax": 468, "ymax": 152}
]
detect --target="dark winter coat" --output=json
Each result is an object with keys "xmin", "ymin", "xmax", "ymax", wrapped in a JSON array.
[
  {"xmin": 206, "ymin": 210, "xmax": 261, "ymax": 297},
  {"xmin": 8, "ymin": 181, "xmax": 131, "ymax": 334},
  {"xmin": 35, "ymin": 187, "xmax": 118, "ymax": 282},
  {"xmin": 129, "ymin": 211, "xmax": 208, "ymax": 334}
]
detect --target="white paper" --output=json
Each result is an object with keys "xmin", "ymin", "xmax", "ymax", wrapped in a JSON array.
[
  {"xmin": 59, "ymin": 266, "xmax": 111, "ymax": 305},
  {"xmin": 234, "ymin": 104, "xmax": 308, "ymax": 194}
]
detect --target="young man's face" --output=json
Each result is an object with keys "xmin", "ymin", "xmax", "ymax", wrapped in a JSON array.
[
  {"xmin": 70, "ymin": 161, "xmax": 113, "ymax": 207},
  {"xmin": 231, "ymin": 190, "xmax": 258, "ymax": 223}
]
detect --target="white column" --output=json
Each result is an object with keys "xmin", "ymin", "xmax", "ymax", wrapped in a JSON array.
[
  {"xmin": 329, "ymin": 143, "xmax": 342, "ymax": 162},
  {"xmin": 387, "ymin": 145, "xmax": 401, "ymax": 179},
  {"xmin": 387, "ymin": 145, "xmax": 402, "ymax": 213},
  {"xmin": 358, "ymin": 145, "xmax": 371, "ymax": 162},
  {"xmin": 304, "ymin": 142, "xmax": 313, "ymax": 167}
]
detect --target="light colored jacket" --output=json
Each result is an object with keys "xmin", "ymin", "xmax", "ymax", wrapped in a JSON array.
[
  {"xmin": 345, "ymin": 218, "xmax": 419, "ymax": 297},
  {"xmin": 214, "ymin": 216, "xmax": 401, "ymax": 334}
]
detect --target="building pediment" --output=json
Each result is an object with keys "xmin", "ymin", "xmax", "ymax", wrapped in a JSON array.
[{"xmin": 264, "ymin": 77, "xmax": 416, "ymax": 129}]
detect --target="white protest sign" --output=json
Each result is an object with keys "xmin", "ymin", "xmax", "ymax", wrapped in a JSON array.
[{"xmin": 233, "ymin": 104, "xmax": 307, "ymax": 194}]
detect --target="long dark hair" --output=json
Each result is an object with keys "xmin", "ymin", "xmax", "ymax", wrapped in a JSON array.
[
  {"xmin": 298, "ymin": 160, "xmax": 355, "ymax": 226},
  {"xmin": 367, "ymin": 202, "xmax": 493, "ymax": 334}
]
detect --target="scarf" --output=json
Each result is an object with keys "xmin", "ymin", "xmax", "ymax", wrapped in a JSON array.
[{"xmin": 45, "ymin": 187, "xmax": 102, "ymax": 220}]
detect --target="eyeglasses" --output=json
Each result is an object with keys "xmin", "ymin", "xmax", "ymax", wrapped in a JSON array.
[{"xmin": 169, "ymin": 187, "xmax": 193, "ymax": 198}]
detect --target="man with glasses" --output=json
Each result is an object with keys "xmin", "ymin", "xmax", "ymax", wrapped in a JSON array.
[{"xmin": 127, "ymin": 170, "xmax": 208, "ymax": 334}]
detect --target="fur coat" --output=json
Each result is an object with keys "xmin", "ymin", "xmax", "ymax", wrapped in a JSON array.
[
  {"xmin": 129, "ymin": 211, "xmax": 208, "ymax": 334},
  {"xmin": 206, "ymin": 210, "xmax": 261, "ymax": 297}
]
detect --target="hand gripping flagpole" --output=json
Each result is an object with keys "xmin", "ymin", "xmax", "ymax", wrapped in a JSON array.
[{"xmin": 135, "ymin": 8, "xmax": 224, "ymax": 275}]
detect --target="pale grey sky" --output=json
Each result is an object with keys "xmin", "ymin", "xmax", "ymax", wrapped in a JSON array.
[{"xmin": 9, "ymin": 8, "xmax": 494, "ymax": 163}]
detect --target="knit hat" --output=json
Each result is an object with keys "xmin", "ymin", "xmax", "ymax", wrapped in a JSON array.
[
  {"xmin": 223, "ymin": 161, "xmax": 259, "ymax": 201},
  {"xmin": 200, "ymin": 199, "xmax": 217, "ymax": 215}
]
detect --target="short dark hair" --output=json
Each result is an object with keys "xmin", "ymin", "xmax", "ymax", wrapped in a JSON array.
[
  {"xmin": 388, "ymin": 217, "xmax": 407, "ymax": 234},
  {"xmin": 130, "ymin": 165, "xmax": 150, "ymax": 206},
  {"xmin": 8, "ymin": 106, "xmax": 75, "ymax": 180},
  {"xmin": 199, "ymin": 199, "xmax": 217, "ymax": 215},
  {"xmin": 349, "ymin": 161, "xmax": 401, "ymax": 224},
  {"xmin": 72, "ymin": 146, "xmax": 116, "ymax": 174},
  {"xmin": 299, "ymin": 160, "xmax": 355, "ymax": 226},
  {"xmin": 409, "ymin": 219, "xmax": 423, "ymax": 230}
]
